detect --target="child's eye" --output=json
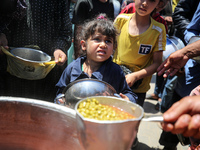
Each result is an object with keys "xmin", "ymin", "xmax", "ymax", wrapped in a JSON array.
[
  {"xmin": 105, "ymin": 40, "xmax": 113, "ymax": 44},
  {"xmin": 93, "ymin": 38, "xmax": 101, "ymax": 42}
]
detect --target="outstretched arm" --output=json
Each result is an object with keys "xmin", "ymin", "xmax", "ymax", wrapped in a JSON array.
[{"xmin": 157, "ymin": 40, "xmax": 200, "ymax": 78}]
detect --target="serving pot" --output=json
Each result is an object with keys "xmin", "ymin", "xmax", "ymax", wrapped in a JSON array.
[
  {"xmin": 0, "ymin": 96, "xmax": 83, "ymax": 150},
  {"xmin": 56, "ymin": 79, "xmax": 119, "ymax": 109}
]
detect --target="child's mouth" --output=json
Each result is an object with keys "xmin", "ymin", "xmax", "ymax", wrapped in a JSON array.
[{"xmin": 97, "ymin": 50, "xmax": 106, "ymax": 54}]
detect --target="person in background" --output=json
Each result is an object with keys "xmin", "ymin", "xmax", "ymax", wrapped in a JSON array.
[
  {"xmin": 0, "ymin": 0, "xmax": 72, "ymax": 102},
  {"xmin": 71, "ymin": 0, "xmax": 121, "ymax": 59},
  {"xmin": 55, "ymin": 14, "xmax": 137, "ymax": 104},
  {"xmin": 173, "ymin": 0, "xmax": 200, "ymax": 45},
  {"xmin": 119, "ymin": 0, "xmax": 169, "ymax": 34},
  {"xmin": 113, "ymin": 0, "xmax": 166, "ymax": 107},
  {"xmin": 157, "ymin": 23, "xmax": 200, "ymax": 149},
  {"xmin": 184, "ymin": 2, "xmax": 200, "ymax": 44},
  {"xmin": 119, "ymin": 0, "xmax": 171, "ymax": 110},
  {"xmin": 113, "ymin": 0, "xmax": 166, "ymax": 148}
]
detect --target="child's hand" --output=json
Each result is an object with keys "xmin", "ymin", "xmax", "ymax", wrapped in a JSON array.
[
  {"xmin": 119, "ymin": 93, "xmax": 130, "ymax": 101},
  {"xmin": 125, "ymin": 73, "xmax": 137, "ymax": 88}
]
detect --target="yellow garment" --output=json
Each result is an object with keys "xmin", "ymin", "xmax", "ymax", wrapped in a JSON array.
[
  {"xmin": 172, "ymin": 0, "xmax": 179, "ymax": 12},
  {"xmin": 2, "ymin": 47, "xmax": 56, "ymax": 80},
  {"xmin": 113, "ymin": 13, "xmax": 166, "ymax": 93}
]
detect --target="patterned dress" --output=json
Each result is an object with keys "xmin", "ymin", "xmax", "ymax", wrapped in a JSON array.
[{"xmin": 0, "ymin": 0, "xmax": 72, "ymax": 102}]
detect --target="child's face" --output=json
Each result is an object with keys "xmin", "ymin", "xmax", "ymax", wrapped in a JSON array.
[
  {"xmin": 135, "ymin": 0, "xmax": 160, "ymax": 16},
  {"xmin": 81, "ymin": 32, "xmax": 114, "ymax": 63}
]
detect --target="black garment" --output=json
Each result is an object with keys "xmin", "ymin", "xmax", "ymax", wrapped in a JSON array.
[
  {"xmin": 173, "ymin": 0, "xmax": 200, "ymax": 44},
  {"xmin": 72, "ymin": 0, "xmax": 115, "ymax": 24},
  {"xmin": 0, "ymin": 0, "xmax": 72, "ymax": 102}
]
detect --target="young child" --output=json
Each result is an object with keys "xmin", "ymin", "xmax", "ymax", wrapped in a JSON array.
[
  {"xmin": 113, "ymin": 0, "xmax": 166, "ymax": 107},
  {"xmin": 55, "ymin": 14, "xmax": 137, "ymax": 103},
  {"xmin": 119, "ymin": 0, "xmax": 169, "ymax": 34}
]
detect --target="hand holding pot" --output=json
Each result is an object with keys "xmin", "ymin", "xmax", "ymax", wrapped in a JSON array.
[
  {"xmin": 161, "ymin": 96, "xmax": 200, "ymax": 139},
  {"xmin": 54, "ymin": 49, "xmax": 67, "ymax": 66}
]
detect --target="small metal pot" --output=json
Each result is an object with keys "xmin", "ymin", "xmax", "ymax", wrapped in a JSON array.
[
  {"xmin": 75, "ymin": 96, "xmax": 144, "ymax": 150},
  {"xmin": 56, "ymin": 79, "xmax": 119, "ymax": 109},
  {"xmin": 10, "ymin": 47, "xmax": 51, "ymax": 63}
]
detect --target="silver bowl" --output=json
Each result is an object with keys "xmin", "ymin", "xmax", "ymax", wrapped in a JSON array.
[
  {"xmin": 57, "ymin": 79, "xmax": 119, "ymax": 109},
  {"xmin": 10, "ymin": 47, "xmax": 51, "ymax": 63}
]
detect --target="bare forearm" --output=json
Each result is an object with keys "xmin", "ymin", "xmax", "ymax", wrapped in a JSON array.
[{"xmin": 183, "ymin": 40, "xmax": 200, "ymax": 59}]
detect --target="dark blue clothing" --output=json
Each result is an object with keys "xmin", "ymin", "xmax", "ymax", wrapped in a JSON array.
[
  {"xmin": 184, "ymin": 2, "xmax": 200, "ymax": 43},
  {"xmin": 176, "ymin": 59, "xmax": 200, "ymax": 97},
  {"xmin": 56, "ymin": 56, "xmax": 137, "ymax": 103}
]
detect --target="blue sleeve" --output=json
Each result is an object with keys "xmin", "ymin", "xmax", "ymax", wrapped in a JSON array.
[
  {"xmin": 184, "ymin": 3, "xmax": 200, "ymax": 44},
  {"xmin": 55, "ymin": 63, "xmax": 73, "ymax": 96}
]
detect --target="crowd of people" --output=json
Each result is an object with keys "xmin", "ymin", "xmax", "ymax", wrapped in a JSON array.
[{"xmin": 0, "ymin": 0, "xmax": 200, "ymax": 150}]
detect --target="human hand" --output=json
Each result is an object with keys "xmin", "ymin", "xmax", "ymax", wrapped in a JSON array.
[
  {"xmin": 157, "ymin": 50, "xmax": 189, "ymax": 78},
  {"xmin": 164, "ymin": 16, "xmax": 173, "ymax": 25},
  {"xmin": 161, "ymin": 96, "xmax": 200, "ymax": 139},
  {"xmin": 0, "ymin": 33, "xmax": 8, "ymax": 54},
  {"xmin": 125, "ymin": 73, "xmax": 138, "ymax": 88},
  {"xmin": 53, "ymin": 49, "xmax": 67, "ymax": 66},
  {"xmin": 190, "ymin": 85, "xmax": 200, "ymax": 96},
  {"xmin": 58, "ymin": 98, "xmax": 65, "ymax": 104},
  {"xmin": 119, "ymin": 93, "xmax": 129, "ymax": 101}
]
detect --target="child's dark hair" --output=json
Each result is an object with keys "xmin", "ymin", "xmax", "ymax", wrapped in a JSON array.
[{"xmin": 79, "ymin": 13, "xmax": 118, "ymax": 56}]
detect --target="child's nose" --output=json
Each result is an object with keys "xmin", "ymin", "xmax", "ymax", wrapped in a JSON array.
[
  {"xmin": 99, "ymin": 41, "xmax": 107, "ymax": 48},
  {"xmin": 142, "ymin": 0, "xmax": 148, "ymax": 6}
]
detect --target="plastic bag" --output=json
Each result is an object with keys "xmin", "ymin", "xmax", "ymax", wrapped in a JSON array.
[{"xmin": 2, "ymin": 47, "xmax": 56, "ymax": 80}]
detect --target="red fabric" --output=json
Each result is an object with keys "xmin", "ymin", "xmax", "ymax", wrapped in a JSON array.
[
  {"xmin": 120, "ymin": 3, "xmax": 136, "ymax": 14},
  {"xmin": 152, "ymin": 12, "xmax": 168, "ymax": 34},
  {"xmin": 119, "ymin": 3, "xmax": 168, "ymax": 34}
]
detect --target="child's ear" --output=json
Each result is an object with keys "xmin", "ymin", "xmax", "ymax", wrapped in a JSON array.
[{"xmin": 81, "ymin": 40, "xmax": 86, "ymax": 51}]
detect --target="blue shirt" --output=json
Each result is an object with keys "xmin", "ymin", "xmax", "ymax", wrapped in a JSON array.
[
  {"xmin": 56, "ymin": 56, "xmax": 137, "ymax": 103},
  {"xmin": 176, "ymin": 59, "xmax": 200, "ymax": 97},
  {"xmin": 184, "ymin": 2, "xmax": 200, "ymax": 43}
]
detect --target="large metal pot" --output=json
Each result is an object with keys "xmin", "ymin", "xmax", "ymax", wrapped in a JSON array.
[
  {"xmin": 56, "ymin": 79, "xmax": 119, "ymax": 109},
  {"xmin": 0, "ymin": 97, "xmax": 83, "ymax": 150},
  {"xmin": 75, "ymin": 96, "xmax": 144, "ymax": 150}
]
